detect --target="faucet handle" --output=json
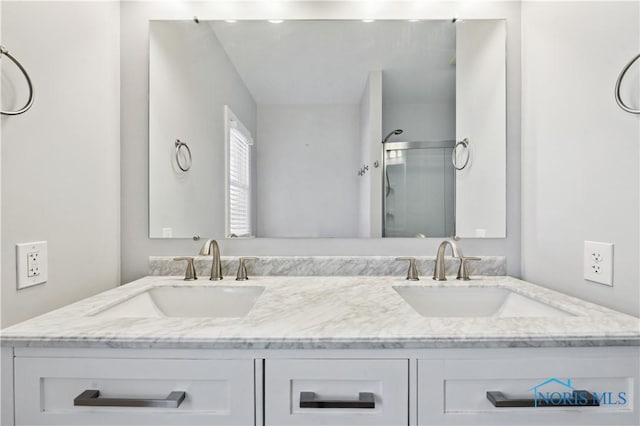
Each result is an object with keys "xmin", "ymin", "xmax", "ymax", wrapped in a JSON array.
[
  {"xmin": 198, "ymin": 239, "xmax": 214, "ymax": 256},
  {"xmin": 456, "ymin": 257, "xmax": 481, "ymax": 281},
  {"xmin": 396, "ymin": 257, "xmax": 420, "ymax": 281},
  {"xmin": 236, "ymin": 257, "xmax": 258, "ymax": 281},
  {"xmin": 173, "ymin": 257, "xmax": 197, "ymax": 281}
]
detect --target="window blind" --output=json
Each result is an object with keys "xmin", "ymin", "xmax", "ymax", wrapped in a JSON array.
[{"xmin": 228, "ymin": 126, "xmax": 252, "ymax": 237}]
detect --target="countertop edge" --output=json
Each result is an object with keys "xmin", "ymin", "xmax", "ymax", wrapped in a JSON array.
[{"xmin": 3, "ymin": 336, "xmax": 640, "ymax": 350}]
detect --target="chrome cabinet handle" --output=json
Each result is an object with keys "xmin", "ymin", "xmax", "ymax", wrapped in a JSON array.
[
  {"xmin": 487, "ymin": 390, "xmax": 599, "ymax": 408},
  {"xmin": 300, "ymin": 391, "xmax": 375, "ymax": 409},
  {"xmin": 74, "ymin": 389, "xmax": 186, "ymax": 408}
]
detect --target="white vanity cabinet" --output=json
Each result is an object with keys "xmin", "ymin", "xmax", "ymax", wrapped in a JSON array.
[
  {"xmin": 265, "ymin": 359, "xmax": 409, "ymax": 425},
  {"xmin": 12, "ymin": 351, "xmax": 256, "ymax": 426},
  {"xmin": 5, "ymin": 347, "xmax": 639, "ymax": 426},
  {"xmin": 417, "ymin": 348, "xmax": 640, "ymax": 426}
]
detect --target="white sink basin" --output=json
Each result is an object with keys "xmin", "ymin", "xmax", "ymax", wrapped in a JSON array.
[
  {"xmin": 92, "ymin": 285, "xmax": 265, "ymax": 318},
  {"xmin": 393, "ymin": 286, "xmax": 572, "ymax": 318}
]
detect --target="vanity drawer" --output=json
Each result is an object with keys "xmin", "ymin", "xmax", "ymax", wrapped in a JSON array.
[
  {"xmin": 265, "ymin": 358, "xmax": 408, "ymax": 425},
  {"xmin": 418, "ymin": 353, "xmax": 639, "ymax": 425},
  {"xmin": 14, "ymin": 357, "xmax": 255, "ymax": 425}
]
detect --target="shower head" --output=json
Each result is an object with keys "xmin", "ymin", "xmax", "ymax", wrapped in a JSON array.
[{"xmin": 382, "ymin": 129, "xmax": 403, "ymax": 143}]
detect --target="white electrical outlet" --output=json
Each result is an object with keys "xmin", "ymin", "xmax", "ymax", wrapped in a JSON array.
[
  {"xmin": 27, "ymin": 251, "xmax": 40, "ymax": 277},
  {"xmin": 16, "ymin": 241, "xmax": 48, "ymax": 289},
  {"xmin": 584, "ymin": 241, "xmax": 613, "ymax": 286}
]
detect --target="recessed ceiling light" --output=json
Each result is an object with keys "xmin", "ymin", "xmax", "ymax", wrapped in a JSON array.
[
  {"xmin": 268, "ymin": 20, "xmax": 284, "ymax": 24},
  {"xmin": 225, "ymin": 20, "xmax": 237, "ymax": 23},
  {"xmin": 362, "ymin": 19, "xmax": 375, "ymax": 23}
]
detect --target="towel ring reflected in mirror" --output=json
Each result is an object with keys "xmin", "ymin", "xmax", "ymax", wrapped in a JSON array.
[
  {"xmin": 615, "ymin": 53, "xmax": 640, "ymax": 115},
  {"xmin": 175, "ymin": 139, "xmax": 192, "ymax": 172},
  {"xmin": 452, "ymin": 138, "xmax": 470, "ymax": 170},
  {"xmin": 0, "ymin": 45, "xmax": 35, "ymax": 116}
]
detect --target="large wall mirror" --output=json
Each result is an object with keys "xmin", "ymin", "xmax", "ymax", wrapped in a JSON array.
[{"xmin": 149, "ymin": 19, "xmax": 506, "ymax": 239}]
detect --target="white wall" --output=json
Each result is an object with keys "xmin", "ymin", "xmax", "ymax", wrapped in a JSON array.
[
  {"xmin": 148, "ymin": 21, "xmax": 256, "ymax": 239},
  {"xmin": 382, "ymin": 103, "xmax": 455, "ymax": 143},
  {"xmin": 120, "ymin": 1, "xmax": 522, "ymax": 283},
  {"xmin": 1, "ymin": 1, "xmax": 120, "ymax": 326},
  {"xmin": 358, "ymin": 75, "xmax": 372, "ymax": 237},
  {"xmin": 257, "ymin": 104, "xmax": 360, "ymax": 237},
  {"xmin": 358, "ymin": 71, "xmax": 383, "ymax": 238},
  {"xmin": 0, "ymin": 0, "xmax": 6, "ymax": 414},
  {"xmin": 521, "ymin": 1, "xmax": 640, "ymax": 316},
  {"xmin": 366, "ymin": 71, "xmax": 384, "ymax": 238},
  {"xmin": 455, "ymin": 20, "xmax": 507, "ymax": 238},
  {"xmin": 0, "ymin": 0, "xmax": 3, "ymax": 331}
]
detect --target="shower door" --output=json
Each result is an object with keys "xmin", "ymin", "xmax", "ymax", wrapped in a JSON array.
[{"xmin": 383, "ymin": 141, "xmax": 455, "ymax": 238}]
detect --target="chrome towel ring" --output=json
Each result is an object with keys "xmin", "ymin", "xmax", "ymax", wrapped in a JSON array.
[
  {"xmin": 175, "ymin": 139, "xmax": 192, "ymax": 172},
  {"xmin": 0, "ymin": 45, "xmax": 34, "ymax": 116},
  {"xmin": 452, "ymin": 138, "xmax": 470, "ymax": 170},
  {"xmin": 615, "ymin": 53, "xmax": 640, "ymax": 115}
]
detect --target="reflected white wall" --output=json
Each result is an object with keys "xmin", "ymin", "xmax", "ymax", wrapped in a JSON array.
[
  {"xmin": 257, "ymin": 104, "xmax": 360, "ymax": 237},
  {"xmin": 149, "ymin": 21, "xmax": 257, "ymax": 239}
]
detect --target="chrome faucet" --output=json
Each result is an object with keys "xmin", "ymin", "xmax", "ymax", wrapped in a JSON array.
[
  {"xmin": 199, "ymin": 239, "xmax": 223, "ymax": 280},
  {"xmin": 433, "ymin": 239, "xmax": 464, "ymax": 281}
]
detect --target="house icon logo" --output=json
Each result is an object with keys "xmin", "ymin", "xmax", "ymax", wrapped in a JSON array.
[
  {"xmin": 528, "ymin": 378, "xmax": 627, "ymax": 407},
  {"xmin": 529, "ymin": 378, "xmax": 574, "ymax": 407}
]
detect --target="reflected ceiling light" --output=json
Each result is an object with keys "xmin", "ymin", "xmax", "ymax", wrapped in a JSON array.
[
  {"xmin": 268, "ymin": 19, "xmax": 284, "ymax": 24},
  {"xmin": 362, "ymin": 19, "xmax": 375, "ymax": 23},
  {"xmin": 225, "ymin": 19, "xmax": 237, "ymax": 23},
  {"xmin": 408, "ymin": 19, "xmax": 420, "ymax": 22}
]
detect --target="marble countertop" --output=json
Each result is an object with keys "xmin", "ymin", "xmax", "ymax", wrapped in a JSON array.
[
  {"xmin": 149, "ymin": 255, "xmax": 507, "ymax": 277},
  {"xmin": 1, "ymin": 275, "xmax": 639, "ymax": 349}
]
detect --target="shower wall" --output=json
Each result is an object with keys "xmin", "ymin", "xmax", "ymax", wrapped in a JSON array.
[{"xmin": 384, "ymin": 145, "xmax": 455, "ymax": 238}]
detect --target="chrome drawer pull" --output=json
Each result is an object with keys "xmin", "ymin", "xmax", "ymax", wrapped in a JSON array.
[
  {"xmin": 487, "ymin": 390, "xmax": 599, "ymax": 408},
  {"xmin": 74, "ymin": 389, "xmax": 186, "ymax": 408},
  {"xmin": 299, "ymin": 391, "xmax": 375, "ymax": 409}
]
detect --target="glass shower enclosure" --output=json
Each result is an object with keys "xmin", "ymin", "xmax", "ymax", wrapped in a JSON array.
[{"xmin": 383, "ymin": 141, "xmax": 455, "ymax": 238}]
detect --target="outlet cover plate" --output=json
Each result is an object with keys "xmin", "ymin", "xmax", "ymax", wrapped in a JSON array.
[
  {"xmin": 584, "ymin": 241, "xmax": 613, "ymax": 286},
  {"xmin": 16, "ymin": 241, "xmax": 48, "ymax": 289}
]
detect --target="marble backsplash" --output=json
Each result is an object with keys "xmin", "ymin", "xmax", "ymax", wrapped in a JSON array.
[{"xmin": 149, "ymin": 255, "xmax": 507, "ymax": 278}]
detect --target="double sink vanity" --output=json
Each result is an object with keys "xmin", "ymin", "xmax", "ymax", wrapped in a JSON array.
[
  {"xmin": 2, "ymin": 4, "xmax": 639, "ymax": 426},
  {"xmin": 2, "ymin": 247, "xmax": 639, "ymax": 426}
]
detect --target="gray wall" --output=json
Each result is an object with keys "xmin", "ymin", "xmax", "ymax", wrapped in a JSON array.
[
  {"xmin": 120, "ymin": 1, "xmax": 522, "ymax": 283},
  {"xmin": 521, "ymin": 1, "xmax": 640, "ymax": 316},
  {"xmin": 1, "ymin": 1, "xmax": 120, "ymax": 326}
]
